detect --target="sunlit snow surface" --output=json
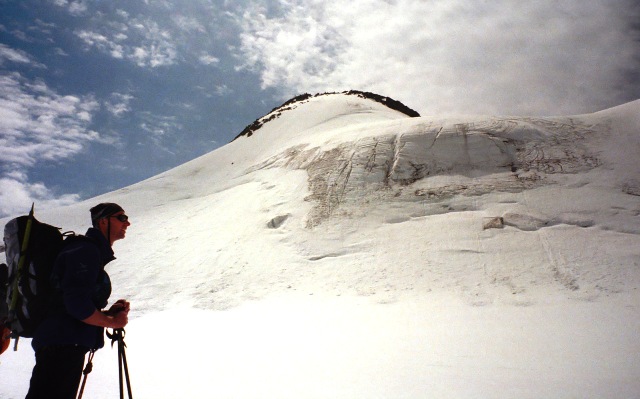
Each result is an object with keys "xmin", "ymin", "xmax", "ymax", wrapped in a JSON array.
[{"xmin": 2, "ymin": 94, "xmax": 639, "ymax": 398}]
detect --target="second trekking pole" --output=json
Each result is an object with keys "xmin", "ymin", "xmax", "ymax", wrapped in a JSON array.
[{"xmin": 108, "ymin": 328, "xmax": 134, "ymax": 399}]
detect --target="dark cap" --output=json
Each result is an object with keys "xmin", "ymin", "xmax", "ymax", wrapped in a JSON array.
[{"xmin": 90, "ymin": 203, "xmax": 124, "ymax": 225}]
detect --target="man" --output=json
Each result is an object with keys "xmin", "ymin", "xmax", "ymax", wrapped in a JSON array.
[{"xmin": 26, "ymin": 203, "xmax": 131, "ymax": 399}]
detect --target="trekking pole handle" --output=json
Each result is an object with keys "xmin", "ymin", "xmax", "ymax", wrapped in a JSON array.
[{"xmin": 107, "ymin": 327, "xmax": 127, "ymax": 347}]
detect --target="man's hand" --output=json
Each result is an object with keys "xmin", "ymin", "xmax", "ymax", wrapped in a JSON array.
[
  {"xmin": 107, "ymin": 299, "xmax": 130, "ymax": 315},
  {"xmin": 83, "ymin": 299, "xmax": 130, "ymax": 329},
  {"xmin": 110, "ymin": 310, "xmax": 129, "ymax": 329}
]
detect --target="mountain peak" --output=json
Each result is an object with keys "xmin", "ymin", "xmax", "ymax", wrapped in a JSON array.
[{"xmin": 233, "ymin": 91, "xmax": 420, "ymax": 141}]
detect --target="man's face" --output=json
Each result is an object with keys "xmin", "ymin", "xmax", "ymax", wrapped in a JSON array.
[
  {"xmin": 98, "ymin": 211, "xmax": 131, "ymax": 244},
  {"xmin": 109, "ymin": 211, "xmax": 130, "ymax": 243}
]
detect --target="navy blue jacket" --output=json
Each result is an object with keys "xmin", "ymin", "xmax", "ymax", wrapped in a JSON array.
[{"xmin": 31, "ymin": 228, "xmax": 114, "ymax": 351}]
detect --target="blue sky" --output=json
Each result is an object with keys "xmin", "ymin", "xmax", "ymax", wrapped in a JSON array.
[{"xmin": 1, "ymin": 0, "xmax": 639, "ymax": 217}]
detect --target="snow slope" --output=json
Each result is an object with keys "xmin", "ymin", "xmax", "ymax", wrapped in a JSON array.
[{"xmin": 1, "ymin": 93, "xmax": 639, "ymax": 398}]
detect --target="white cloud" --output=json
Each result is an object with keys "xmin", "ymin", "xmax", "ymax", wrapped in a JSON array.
[
  {"xmin": 138, "ymin": 112, "xmax": 182, "ymax": 147},
  {"xmin": 131, "ymin": 46, "xmax": 148, "ymax": 65},
  {"xmin": 0, "ymin": 177, "xmax": 79, "ymax": 218},
  {"xmin": 75, "ymin": 29, "xmax": 125, "ymax": 59},
  {"xmin": 49, "ymin": 0, "xmax": 88, "ymax": 16},
  {"xmin": 199, "ymin": 53, "xmax": 220, "ymax": 65},
  {"xmin": 76, "ymin": 30, "xmax": 115, "ymax": 48},
  {"xmin": 148, "ymin": 44, "xmax": 177, "ymax": 68},
  {"xmin": 54, "ymin": 47, "xmax": 69, "ymax": 56},
  {"xmin": 60, "ymin": 3, "xmax": 232, "ymax": 71},
  {"xmin": 0, "ymin": 72, "xmax": 102, "ymax": 169},
  {"xmin": 215, "ymin": 84, "xmax": 232, "ymax": 96},
  {"xmin": 106, "ymin": 92, "xmax": 135, "ymax": 117},
  {"xmin": 67, "ymin": 1, "xmax": 88, "ymax": 15},
  {"xmin": 234, "ymin": 0, "xmax": 640, "ymax": 116},
  {"xmin": 34, "ymin": 18, "xmax": 56, "ymax": 31},
  {"xmin": 0, "ymin": 71, "xmax": 106, "ymax": 216},
  {"xmin": 0, "ymin": 43, "xmax": 36, "ymax": 65},
  {"xmin": 126, "ymin": 18, "xmax": 178, "ymax": 68},
  {"xmin": 173, "ymin": 14, "xmax": 206, "ymax": 33},
  {"xmin": 74, "ymin": 15, "xmax": 178, "ymax": 68}
]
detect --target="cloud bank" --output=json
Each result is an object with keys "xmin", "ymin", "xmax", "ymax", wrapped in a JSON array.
[{"xmin": 235, "ymin": 0, "xmax": 640, "ymax": 116}]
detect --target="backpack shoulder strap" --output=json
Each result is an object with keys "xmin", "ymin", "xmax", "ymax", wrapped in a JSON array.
[{"xmin": 62, "ymin": 232, "xmax": 97, "ymax": 246}]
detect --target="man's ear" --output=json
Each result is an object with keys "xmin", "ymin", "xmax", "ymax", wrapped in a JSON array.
[{"xmin": 97, "ymin": 218, "xmax": 108, "ymax": 230}]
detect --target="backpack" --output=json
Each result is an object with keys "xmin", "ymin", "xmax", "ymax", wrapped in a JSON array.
[{"xmin": 1, "ymin": 205, "xmax": 73, "ymax": 350}]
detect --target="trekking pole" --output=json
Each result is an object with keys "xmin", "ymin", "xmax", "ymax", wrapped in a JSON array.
[
  {"xmin": 76, "ymin": 349, "xmax": 96, "ymax": 399},
  {"xmin": 108, "ymin": 328, "xmax": 134, "ymax": 399}
]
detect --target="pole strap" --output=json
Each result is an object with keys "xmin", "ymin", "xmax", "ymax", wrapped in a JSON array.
[{"xmin": 77, "ymin": 349, "xmax": 96, "ymax": 399}]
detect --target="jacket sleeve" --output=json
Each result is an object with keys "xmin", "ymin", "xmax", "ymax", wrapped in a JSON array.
[{"xmin": 58, "ymin": 244, "xmax": 102, "ymax": 321}]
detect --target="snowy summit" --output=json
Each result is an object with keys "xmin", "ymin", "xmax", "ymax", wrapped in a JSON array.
[{"xmin": 2, "ymin": 92, "xmax": 640, "ymax": 398}]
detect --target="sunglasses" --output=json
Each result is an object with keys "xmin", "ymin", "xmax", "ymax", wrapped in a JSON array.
[{"xmin": 110, "ymin": 214, "xmax": 129, "ymax": 222}]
